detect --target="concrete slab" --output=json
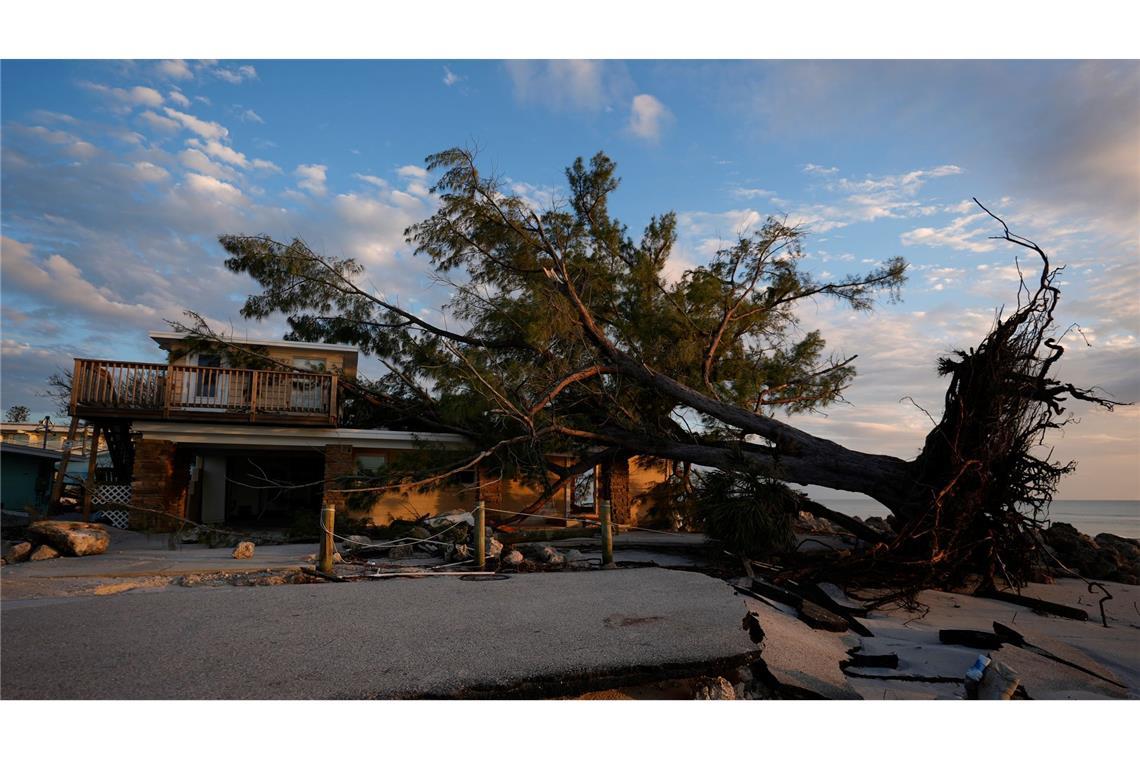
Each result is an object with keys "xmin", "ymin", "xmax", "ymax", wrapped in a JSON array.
[
  {"xmin": 1, "ymin": 567, "xmax": 758, "ymax": 699},
  {"xmin": 741, "ymin": 595, "xmax": 863, "ymax": 699}
]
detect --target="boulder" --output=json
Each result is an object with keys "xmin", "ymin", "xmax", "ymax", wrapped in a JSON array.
[
  {"xmin": 26, "ymin": 521, "xmax": 110, "ymax": 557},
  {"xmin": 5, "ymin": 541, "xmax": 33, "ymax": 563},
  {"xmin": 864, "ymin": 516, "xmax": 894, "ymax": 535},
  {"xmin": 30, "ymin": 544, "xmax": 60, "ymax": 561},
  {"xmin": 693, "ymin": 676, "xmax": 736, "ymax": 700},
  {"xmin": 409, "ymin": 526, "xmax": 431, "ymax": 540},
  {"xmin": 452, "ymin": 543, "xmax": 471, "ymax": 561},
  {"xmin": 538, "ymin": 546, "xmax": 565, "ymax": 566},
  {"xmin": 1044, "ymin": 523, "xmax": 1140, "ymax": 583},
  {"xmin": 343, "ymin": 534, "xmax": 372, "ymax": 548},
  {"xmin": 232, "ymin": 541, "xmax": 255, "ymax": 559},
  {"xmin": 487, "ymin": 537, "xmax": 504, "ymax": 559},
  {"xmin": 501, "ymin": 549, "xmax": 524, "ymax": 567}
]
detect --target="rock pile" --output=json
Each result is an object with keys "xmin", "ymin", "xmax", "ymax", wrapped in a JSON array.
[
  {"xmin": 1042, "ymin": 523, "xmax": 1140, "ymax": 584},
  {"xmin": 3, "ymin": 521, "xmax": 111, "ymax": 564}
]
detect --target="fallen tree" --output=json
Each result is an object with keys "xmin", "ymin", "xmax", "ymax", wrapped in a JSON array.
[{"xmin": 211, "ymin": 147, "xmax": 1120, "ymax": 589}]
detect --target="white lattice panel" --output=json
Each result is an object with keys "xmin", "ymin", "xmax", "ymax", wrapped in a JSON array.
[{"xmin": 92, "ymin": 483, "xmax": 132, "ymax": 507}]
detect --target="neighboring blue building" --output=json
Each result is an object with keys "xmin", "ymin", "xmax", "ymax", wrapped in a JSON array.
[{"xmin": 0, "ymin": 442, "xmax": 62, "ymax": 513}]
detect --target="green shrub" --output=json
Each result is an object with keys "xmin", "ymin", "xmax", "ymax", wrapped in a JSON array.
[{"xmin": 695, "ymin": 470, "xmax": 797, "ymax": 556}]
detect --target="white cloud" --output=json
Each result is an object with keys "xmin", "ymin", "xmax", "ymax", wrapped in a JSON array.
[
  {"xmin": 156, "ymin": 60, "xmax": 193, "ymax": 80},
  {"xmin": 396, "ymin": 165, "xmax": 428, "ymax": 179},
  {"xmin": 167, "ymin": 89, "xmax": 191, "ymax": 108},
  {"xmin": 161, "ymin": 107, "xmax": 229, "ymax": 141},
  {"xmin": 1, "ymin": 237, "xmax": 161, "ymax": 324},
  {"xmin": 178, "ymin": 148, "xmax": 238, "ymax": 181},
  {"xmin": 900, "ymin": 212, "xmax": 997, "ymax": 253},
  {"xmin": 239, "ymin": 108, "xmax": 265, "ymax": 124},
  {"xmin": 201, "ymin": 140, "xmax": 249, "ymax": 168},
  {"xmin": 131, "ymin": 161, "xmax": 170, "ymax": 183},
  {"xmin": 184, "ymin": 173, "xmax": 245, "ymax": 204},
  {"xmin": 212, "ymin": 64, "xmax": 258, "ymax": 84},
  {"xmin": 627, "ymin": 94, "xmax": 671, "ymax": 142},
  {"xmin": 295, "ymin": 163, "xmax": 328, "ymax": 196},
  {"xmin": 354, "ymin": 173, "xmax": 389, "ymax": 189},
  {"xmin": 504, "ymin": 60, "xmax": 629, "ymax": 113},
  {"xmin": 804, "ymin": 163, "xmax": 839, "ymax": 175},
  {"xmin": 250, "ymin": 158, "xmax": 281, "ymax": 173},
  {"xmin": 81, "ymin": 82, "xmax": 164, "ymax": 109},
  {"xmin": 442, "ymin": 66, "xmax": 462, "ymax": 87}
]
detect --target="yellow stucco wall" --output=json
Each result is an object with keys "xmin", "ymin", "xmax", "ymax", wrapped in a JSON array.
[{"xmin": 349, "ymin": 450, "xmax": 672, "ymax": 528}]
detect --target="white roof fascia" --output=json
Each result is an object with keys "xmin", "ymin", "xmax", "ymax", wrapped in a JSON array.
[
  {"xmin": 130, "ymin": 422, "xmax": 471, "ymax": 451},
  {"xmin": 148, "ymin": 331, "xmax": 359, "ymax": 355}
]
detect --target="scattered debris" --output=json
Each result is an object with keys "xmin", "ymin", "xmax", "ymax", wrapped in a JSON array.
[
  {"xmin": 501, "ymin": 549, "xmax": 524, "ymax": 567},
  {"xmin": 693, "ymin": 676, "xmax": 736, "ymax": 699},
  {"xmin": 977, "ymin": 658, "xmax": 1021, "ymax": 699},
  {"xmin": 799, "ymin": 600, "xmax": 849, "ymax": 632},
  {"xmin": 232, "ymin": 541, "xmax": 256, "ymax": 559},
  {"xmin": 845, "ymin": 649, "xmax": 899, "ymax": 669}
]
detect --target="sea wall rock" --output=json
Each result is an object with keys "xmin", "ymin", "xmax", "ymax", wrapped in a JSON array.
[
  {"xmin": 1042, "ymin": 523, "xmax": 1140, "ymax": 584},
  {"xmin": 26, "ymin": 521, "xmax": 110, "ymax": 557}
]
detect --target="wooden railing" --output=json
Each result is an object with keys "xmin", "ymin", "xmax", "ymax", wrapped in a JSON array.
[{"xmin": 70, "ymin": 359, "xmax": 339, "ymax": 425}]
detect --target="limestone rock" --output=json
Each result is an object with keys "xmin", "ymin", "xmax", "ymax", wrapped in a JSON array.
[
  {"xmin": 501, "ymin": 549, "xmax": 524, "ymax": 567},
  {"xmin": 409, "ymin": 526, "xmax": 431, "ymax": 540},
  {"xmin": 26, "ymin": 521, "xmax": 110, "ymax": 557},
  {"xmin": 343, "ymin": 534, "xmax": 372, "ymax": 548},
  {"xmin": 539, "ymin": 546, "xmax": 565, "ymax": 566},
  {"xmin": 232, "ymin": 541, "xmax": 255, "ymax": 559},
  {"xmin": 1044, "ymin": 523, "xmax": 1140, "ymax": 583},
  {"xmin": 487, "ymin": 537, "xmax": 503, "ymax": 559},
  {"xmin": 5, "ymin": 541, "xmax": 33, "ymax": 563},
  {"xmin": 30, "ymin": 544, "xmax": 60, "ymax": 561},
  {"xmin": 864, "ymin": 516, "xmax": 894, "ymax": 535},
  {"xmin": 693, "ymin": 676, "xmax": 736, "ymax": 700}
]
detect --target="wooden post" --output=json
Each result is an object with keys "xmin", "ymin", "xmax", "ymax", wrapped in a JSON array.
[
  {"xmin": 600, "ymin": 498, "xmax": 614, "ymax": 567},
  {"xmin": 475, "ymin": 499, "xmax": 486, "ymax": 570},
  {"xmin": 328, "ymin": 375, "xmax": 339, "ymax": 425},
  {"xmin": 318, "ymin": 504, "xmax": 336, "ymax": 573},
  {"xmin": 249, "ymin": 369, "xmax": 260, "ymax": 422},
  {"xmin": 162, "ymin": 366, "xmax": 174, "ymax": 419},
  {"xmin": 81, "ymin": 424, "xmax": 102, "ymax": 522},
  {"xmin": 49, "ymin": 415, "xmax": 81, "ymax": 513}
]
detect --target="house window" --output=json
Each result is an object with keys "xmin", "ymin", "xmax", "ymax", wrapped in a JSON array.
[
  {"xmin": 355, "ymin": 454, "xmax": 387, "ymax": 474},
  {"xmin": 195, "ymin": 354, "xmax": 221, "ymax": 398},
  {"xmin": 569, "ymin": 466, "xmax": 598, "ymax": 514}
]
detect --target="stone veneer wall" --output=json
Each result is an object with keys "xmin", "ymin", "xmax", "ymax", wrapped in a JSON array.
[
  {"xmin": 129, "ymin": 437, "xmax": 191, "ymax": 530},
  {"xmin": 602, "ymin": 457, "xmax": 631, "ymax": 525},
  {"xmin": 323, "ymin": 444, "xmax": 355, "ymax": 513}
]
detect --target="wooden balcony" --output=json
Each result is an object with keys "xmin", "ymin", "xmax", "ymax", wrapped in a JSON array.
[{"xmin": 70, "ymin": 359, "xmax": 339, "ymax": 426}]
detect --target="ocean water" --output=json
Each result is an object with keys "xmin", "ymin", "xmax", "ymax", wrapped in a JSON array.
[{"xmin": 822, "ymin": 499, "xmax": 1140, "ymax": 540}]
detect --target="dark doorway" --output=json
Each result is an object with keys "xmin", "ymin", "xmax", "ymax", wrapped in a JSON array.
[{"xmin": 225, "ymin": 452, "xmax": 323, "ymax": 527}]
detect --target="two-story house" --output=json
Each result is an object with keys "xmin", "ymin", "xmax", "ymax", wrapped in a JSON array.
[{"xmin": 64, "ymin": 330, "xmax": 672, "ymax": 532}]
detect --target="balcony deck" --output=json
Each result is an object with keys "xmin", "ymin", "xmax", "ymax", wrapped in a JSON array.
[{"xmin": 70, "ymin": 359, "xmax": 339, "ymax": 426}]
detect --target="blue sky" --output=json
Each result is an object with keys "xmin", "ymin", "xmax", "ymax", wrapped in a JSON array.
[{"xmin": 2, "ymin": 59, "xmax": 1137, "ymax": 498}]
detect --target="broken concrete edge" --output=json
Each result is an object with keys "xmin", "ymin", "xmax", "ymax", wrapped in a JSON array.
[{"xmin": 371, "ymin": 649, "xmax": 765, "ymax": 700}]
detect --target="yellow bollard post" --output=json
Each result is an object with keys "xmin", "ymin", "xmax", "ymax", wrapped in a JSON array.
[
  {"xmin": 600, "ymin": 498, "xmax": 614, "ymax": 568},
  {"xmin": 318, "ymin": 504, "xmax": 336, "ymax": 574}
]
